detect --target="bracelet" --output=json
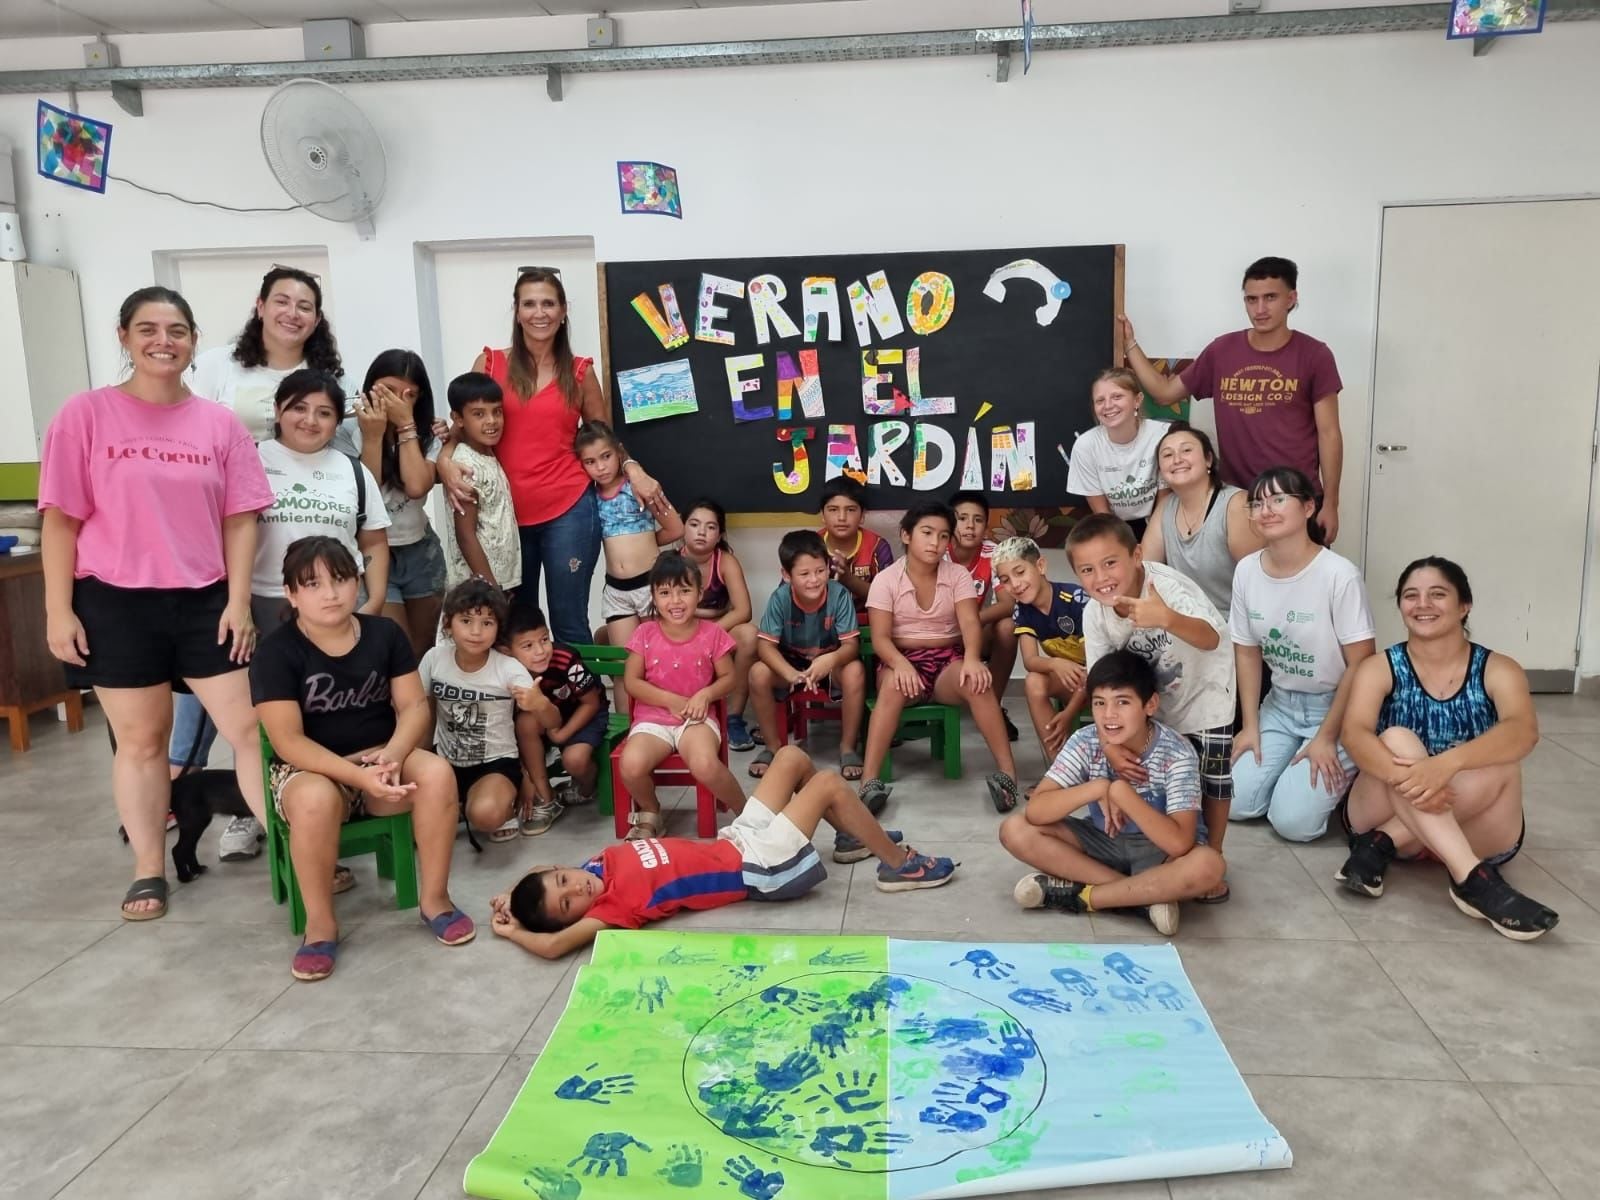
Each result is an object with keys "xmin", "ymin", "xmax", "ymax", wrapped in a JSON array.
[
  {"xmin": 1125, "ymin": 340, "xmax": 1140, "ymax": 354},
  {"xmin": 394, "ymin": 422, "xmax": 416, "ymax": 433},
  {"xmin": 622, "ymin": 458, "xmax": 639, "ymax": 472},
  {"xmin": 397, "ymin": 432, "xmax": 419, "ymax": 445}
]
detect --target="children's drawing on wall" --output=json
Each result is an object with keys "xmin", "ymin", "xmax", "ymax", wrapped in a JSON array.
[
  {"xmin": 1448, "ymin": 0, "xmax": 1545, "ymax": 37},
  {"xmin": 617, "ymin": 360, "xmax": 699, "ymax": 425},
  {"xmin": 618, "ymin": 161, "xmax": 683, "ymax": 218},
  {"xmin": 463, "ymin": 931, "xmax": 1291, "ymax": 1198},
  {"xmin": 36, "ymin": 100, "xmax": 112, "ymax": 194}
]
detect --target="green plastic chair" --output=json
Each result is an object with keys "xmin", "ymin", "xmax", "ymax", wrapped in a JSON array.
[
  {"xmin": 571, "ymin": 644, "xmax": 630, "ymax": 819},
  {"xmin": 866, "ymin": 696, "xmax": 963, "ymax": 782},
  {"xmin": 259, "ymin": 725, "xmax": 420, "ymax": 936}
]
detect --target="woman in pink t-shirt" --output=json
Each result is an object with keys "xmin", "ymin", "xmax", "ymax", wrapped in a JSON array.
[
  {"xmin": 617, "ymin": 552, "xmax": 748, "ymax": 841},
  {"xmin": 39, "ymin": 287, "xmax": 275, "ymax": 921},
  {"xmin": 435, "ymin": 268, "xmax": 665, "ymax": 645},
  {"xmin": 861, "ymin": 501, "xmax": 1021, "ymax": 815}
]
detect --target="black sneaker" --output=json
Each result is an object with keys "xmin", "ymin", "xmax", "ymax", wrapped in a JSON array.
[
  {"xmin": 1001, "ymin": 707, "xmax": 1020, "ymax": 743},
  {"xmin": 833, "ymin": 828, "xmax": 903, "ymax": 864},
  {"xmin": 1013, "ymin": 872, "xmax": 1089, "ymax": 913},
  {"xmin": 1450, "ymin": 862, "xmax": 1559, "ymax": 941},
  {"xmin": 985, "ymin": 771, "xmax": 1020, "ymax": 813},
  {"xmin": 1336, "ymin": 829, "xmax": 1397, "ymax": 898}
]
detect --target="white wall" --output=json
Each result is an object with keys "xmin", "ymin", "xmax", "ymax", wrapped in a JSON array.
[{"xmin": 3, "ymin": 11, "xmax": 1599, "ymax": 662}]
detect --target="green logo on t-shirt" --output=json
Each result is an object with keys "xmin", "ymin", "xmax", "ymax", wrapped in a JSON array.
[{"xmin": 1262, "ymin": 627, "xmax": 1317, "ymax": 678}]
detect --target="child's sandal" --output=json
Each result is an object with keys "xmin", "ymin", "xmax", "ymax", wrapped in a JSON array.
[
  {"xmin": 625, "ymin": 811, "xmax": 661, "ymax": 841},
  {"xmin": 747, "ymin": 749, "xmax": 775, "ymax": 779}
]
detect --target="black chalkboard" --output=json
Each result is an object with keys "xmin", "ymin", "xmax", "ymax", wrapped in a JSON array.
[{"xmin": 601, "ymin": 244, "xmax": 1120, "ymax": 512}]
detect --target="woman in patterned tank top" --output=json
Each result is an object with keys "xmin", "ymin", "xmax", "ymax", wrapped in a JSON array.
[{"xmin": 1336, "ymin": 557, "xmax": 1557, "ymax": 940}]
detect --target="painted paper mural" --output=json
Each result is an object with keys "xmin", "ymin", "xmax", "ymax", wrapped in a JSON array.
[
  {"xmin": 619, "ymin": 161, "xmax": 683, "ymax": 218},
  {"xmin": 618, "ymin": 360, "xmax": 699, "ymax": 425},
  {"xmin": 464, "ymin": 932, "xmax": 1290, "ymax": 1199},
  {"xmin": 36, "ymin": 100, "xmax": 112, "ymax": 194}
]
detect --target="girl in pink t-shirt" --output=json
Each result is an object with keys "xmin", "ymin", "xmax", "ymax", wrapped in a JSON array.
[
  {"xmin": 861, "ymin": 501, "xmax": 1021, "ymax": 815},
  {"xmin": 619, "ymin": 553, "xmax": 747, "ymax": 840},
  {"xmin": 38, "ymin": 286, "xmax": 275, "ymax": 922}
]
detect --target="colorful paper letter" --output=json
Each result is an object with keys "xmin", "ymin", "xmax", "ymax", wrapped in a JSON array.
[
  {"xmin": 904, "ymin": 271, "xmax": 956, "ymax": 336},
  {"xmin": 773, "ymin": 426, "xmax": 816, "ymax": 495},
  {"xmin": 747, "ymin": 275, "xmax": 802, "ymax": 346},
  {"xmin": 776, "ymin": 350, "xmax": 826, "ymax": 421},
  {"xmin": 960, "ymin": 425, "xmax": 986, "ymax": 489},
  {"xmin": 905, "ymin": 347, "xmax": 956, "ymax": 416},
  {"xmin": 912, "ymin": 422, "xmax": 957, "ymax": 492},
  {"xmin": 861, "ymin": 349, "xmax": 908, "ymax": 417},
  {"xmin": 696, "ymin": 273, "xmax": 745, "ymax": 346},
  {"xmin": 991, "ymin": 421, "xmax": 1037, "ymax": 491},
  {"xmin": 867, "ymin": 421, "xmax": 910, "ymax": 487},
  {"xmin": 846, "ymin": 270, "xmax": 906, "ymax": 346},
  {"xmin": 825, "ymin": 424, "xmax": 865, "ymax": 483},
  {"xmin": 983, "ymin": 259, "xmax": 1072, "ymax": 326},
  {"xmin": 803, "ymin": 277, "xmax": 843, "ymax": 344},
  {"xmin": 630, "ymin": 284, "xmax": 690, "ymax": 350},
  {"xmin": 725, "ymin": 354, "xmax": 771, "ymax": 423}
]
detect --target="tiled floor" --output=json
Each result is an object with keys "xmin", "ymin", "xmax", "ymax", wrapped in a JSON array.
[{"xmin": 4, "ymin": 696, "xmax": 1599, "ymax": 1199}]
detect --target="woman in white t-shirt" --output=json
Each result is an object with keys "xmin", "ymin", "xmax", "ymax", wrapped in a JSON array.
[
  {"xmin": 334, "ymin": 350, "xmax": 445, "ymax": 658},
  {"xmin": 1066, "ymin": 367, "xmax": 1170, "ymax": 542},
  {"xmin": 190, "ymin": 265, "xmax": 343, "ymax": 443},
  {"xmin": 255, "ymin": 370, "xmax": 390, "ymax": 629},
  {"xmin": 1230, "ymin": 466, "xmax": 1376, "ymax": 842},
  {"xmin": 173, "ymin": 265, "xmax": 344, "ymax": 861}
]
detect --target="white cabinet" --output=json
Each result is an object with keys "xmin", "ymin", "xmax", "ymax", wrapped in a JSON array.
[{"xmin": 0, "ymin": 262, "xmax": 90, "ymax": 466}]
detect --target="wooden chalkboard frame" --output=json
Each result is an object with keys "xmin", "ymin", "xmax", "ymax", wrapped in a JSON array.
[{"xmin": 597, "ymin": 245, "xmax": 1126, "ymax": 518}]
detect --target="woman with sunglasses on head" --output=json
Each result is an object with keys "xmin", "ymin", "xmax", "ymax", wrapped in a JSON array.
[
  {"xmin": 1336, "ymin": 557, "xmax": 1557, "ymax": 939},
  {"xmin": 435, "ymin": 268, "xmax": 665, "ymax": 646},
  {"xmin": 171, "ymin": 264, "xmax": 345, "ymax": 863},
  {"xmin": 1229, "ymin": 467, "xmax": 1376, "ymax": 843}
]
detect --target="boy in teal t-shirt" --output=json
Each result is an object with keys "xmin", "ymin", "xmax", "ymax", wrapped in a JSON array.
[{"xmin": 749, "ymin": 531, "xmax": 866, "ymax": 787}]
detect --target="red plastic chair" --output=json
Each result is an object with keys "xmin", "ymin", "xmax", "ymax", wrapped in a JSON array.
[
  {"xmin": 777, "ymin": 686, "xmax": 838, "ymax": 745},
  {"xmin": 611, "ymin": 703, "xmax": 732, "ymax": 838}
]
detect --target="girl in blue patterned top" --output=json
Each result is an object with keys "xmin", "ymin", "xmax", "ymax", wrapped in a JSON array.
[{"xmin": 1338, "ymin": 557, "xmax": 1557, "ymax": 940}]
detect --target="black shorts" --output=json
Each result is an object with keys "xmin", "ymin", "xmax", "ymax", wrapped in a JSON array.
[
  {"xmin": 452, "ymin": 757, "xmax": 522, "ymax": 799},
  {"xmin": 65, "ymin": 576, "xmax": 241, "ymax": 691}
]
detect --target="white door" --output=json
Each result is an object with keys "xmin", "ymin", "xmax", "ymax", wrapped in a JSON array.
[{"xmin": 1366, "ymin": 199, "xmax": 1600, "ymax": 689}]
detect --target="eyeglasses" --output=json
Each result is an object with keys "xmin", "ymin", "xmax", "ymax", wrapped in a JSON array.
[
  {"xmin": 1245, "ymin": 494, "xmax": 1306, "ymax": 515},
  {"xmin": 517, "ymin": 265, "xmax": 562, "ymax": 277}
]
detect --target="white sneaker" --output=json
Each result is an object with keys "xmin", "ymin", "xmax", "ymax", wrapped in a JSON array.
[
  {"xmin": 1146, "ymin": 902, "xmax": 1180, "ymax": 937},
  {"xmin": 219, "ymin": 815, "xmax": 264, "ymax": 861},
  {"xmin": 521, "ymin": 797, "xmax": 565, "ymax": 837}
]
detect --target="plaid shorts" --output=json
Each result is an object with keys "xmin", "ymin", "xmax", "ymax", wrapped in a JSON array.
[
  {"xmin": 1186, "ymin": 725, "xmax": 1234, "ymax": 805},
  {"xmin": 267, "ymin": 759, "xmax": 368, "ymax": 825}
]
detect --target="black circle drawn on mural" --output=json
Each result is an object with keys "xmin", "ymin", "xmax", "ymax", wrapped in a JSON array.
[{"xmin": 679, "ymin": 968, "xmax": 1049, "ymax": 1174}]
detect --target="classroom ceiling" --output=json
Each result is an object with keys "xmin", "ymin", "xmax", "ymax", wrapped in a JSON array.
[{"xmin": 1, "ymin": 0, "xmax": 848, "ymax": 39}]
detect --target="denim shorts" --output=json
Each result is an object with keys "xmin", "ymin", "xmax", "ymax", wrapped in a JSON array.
[
  {"xmin": 386, "ymin": 527, "xmax": 447, "ymax": 603},
  {"xmin": 553, "ymin": 706, "xmax": 611, "ymax": 751}
]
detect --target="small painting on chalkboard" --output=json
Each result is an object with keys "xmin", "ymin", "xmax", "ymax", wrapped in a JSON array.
[{"xmin": 617, "ymin": 359, "xmax": 698, "ymax": 425}]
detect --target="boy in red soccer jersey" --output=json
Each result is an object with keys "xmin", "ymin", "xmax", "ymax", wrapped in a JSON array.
[{"xmin": 489, "ymin": 746, "xmax": 956, "ymax": 958}]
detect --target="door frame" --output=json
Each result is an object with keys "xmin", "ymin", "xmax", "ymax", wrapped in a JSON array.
[{"xmin": 1362, "ymin": 194, "xmax": 1600, "ymax": 693}]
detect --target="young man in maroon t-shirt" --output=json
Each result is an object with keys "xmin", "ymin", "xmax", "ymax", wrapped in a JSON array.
[{"xmin": 1120, "ymin": 256, "xmax": 1345, "ymax": 544}]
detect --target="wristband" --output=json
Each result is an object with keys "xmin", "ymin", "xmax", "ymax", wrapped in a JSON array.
[
  {"xmin": 622, "ymin": 458, "xmax": 639, "ymax": 472},
  {"xmin": 397, "ymin": 432, "xmax": 419, "ymax": 445},
  {"xmin": 1125, "ymin": 340, "xmax": 1140, "ymax": 354},
  {"xmin": 394, "ymin": 422, "xmax": 417, "ymax": 433}
]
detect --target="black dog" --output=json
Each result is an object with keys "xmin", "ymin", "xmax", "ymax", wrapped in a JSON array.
[{"xmin": 110, "ymin": 724, "xmax": 255, "ymax": 883}]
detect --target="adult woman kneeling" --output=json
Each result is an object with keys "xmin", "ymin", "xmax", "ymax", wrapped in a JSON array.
[
  {"xmin": 1337, "ymin": 557, "xmax": 1558, "ymax": 939},
  {"xmin": 40, "ymin": 287, "xmax": 274, "ymax": 920},
  {"xmin": 437, "ymin": 268, "xmax": 664, "ymax": 643}
]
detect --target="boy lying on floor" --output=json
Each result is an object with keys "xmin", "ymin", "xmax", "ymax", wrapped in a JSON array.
[{"xmin": 490, "ymin": 746, "xmax": 957, "ymax": 958}]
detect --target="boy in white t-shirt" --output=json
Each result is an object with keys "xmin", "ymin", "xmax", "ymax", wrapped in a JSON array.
[
  {"xmin": 1068, "ymin": 513, "xmax": 1237, "ymax": 900},
  {"xmin": 440, "ymin": 372, "xmax": 521, "ymax": 592},
  {"xmin": 419, "ymin": 580, "xmax": 533, "ymax": 843}
]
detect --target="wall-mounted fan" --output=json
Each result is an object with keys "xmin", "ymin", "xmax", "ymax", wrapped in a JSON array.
[{"xmin": 261, "ymin": 79, "xmax": 386, "ymax": 240}]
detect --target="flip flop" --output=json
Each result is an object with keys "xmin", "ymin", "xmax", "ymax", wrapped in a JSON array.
[
  {"xmin": 291, "ymin": 939, "xmax": 339, "ymax": 982},
  {"xmin": 422, "ymin": 906, "xmax": 477, "ymax": 946},
  {"xmin": 626, "ymin": 811, "xmax": 662, "ymax": 841},
  {"xmin": 1195, "ymin": 878, "xmax": 1232, "ymax": 905},
  {"xmin": 747, "ymin": 749, "xmax": 775, "ymax": 779},
  {"xmin": 121, "ymin": 876, "xmax": 168, "ymax": 922},
  {"xmin": 840, "ymin": 750, "xmax": 864, "ymax": 782}
]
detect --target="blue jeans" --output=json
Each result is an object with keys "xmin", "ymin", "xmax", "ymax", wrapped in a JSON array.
[
  {"xmin": 170, "ymin": 691, "xmax": 218, "ymax": 769},
  {"xmin": 518, "ymin": 485, "xmax": 600, "ymax": 646},
  {"xmin": 1230, "ymin": 686, "xmax": 1355, "ymax": 842}
]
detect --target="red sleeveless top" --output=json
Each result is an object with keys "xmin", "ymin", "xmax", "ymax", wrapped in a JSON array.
[{"xmin": 482, "ymin": 348, "xmax": 593, "ymax": 526}]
